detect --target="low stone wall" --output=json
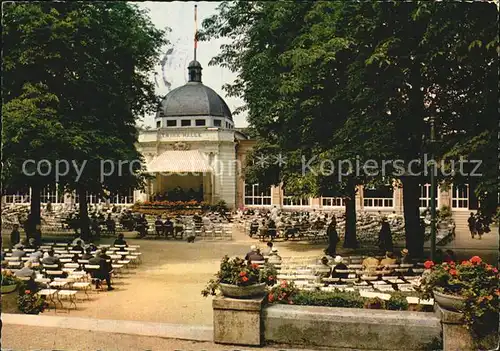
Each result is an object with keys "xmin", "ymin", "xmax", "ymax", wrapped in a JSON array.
[{"xmin": 263, "ymin": 304, "xmax": 441, "ymax": 350}]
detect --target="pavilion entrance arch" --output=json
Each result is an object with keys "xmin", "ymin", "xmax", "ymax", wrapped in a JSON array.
[{"xmin": 145, "ymin": 149, "xmax": 214, "ymax": 203}]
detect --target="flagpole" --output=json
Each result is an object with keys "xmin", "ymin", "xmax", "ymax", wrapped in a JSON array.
[{"xmin": 194, "ymin": 4, "xmax": 198, "ymax": 62}]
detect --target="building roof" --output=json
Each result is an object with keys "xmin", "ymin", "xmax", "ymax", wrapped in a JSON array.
[{"xmin": 157, "ymin": 60, "xmax": 233, "ymax": 121}]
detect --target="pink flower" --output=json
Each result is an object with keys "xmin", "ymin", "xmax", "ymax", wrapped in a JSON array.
[
  {"xmin": 470, "ymin": 256, "xmax": 482, "ymax": 265},
  {"xmin": 424, "ymin": 260, "xmax": 434, "ymax": 269}
]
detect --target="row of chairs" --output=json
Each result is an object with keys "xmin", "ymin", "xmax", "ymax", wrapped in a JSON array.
[{"xmin": 7, "ymin": 243, "xmax": 142, "ymax": 312}]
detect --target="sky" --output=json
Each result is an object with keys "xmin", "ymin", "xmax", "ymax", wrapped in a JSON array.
[{"xmin": 132, "ymin": 1, "xmax": 248, "ymax": 127}]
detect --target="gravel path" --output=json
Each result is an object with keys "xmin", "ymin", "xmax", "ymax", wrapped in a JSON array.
[
  {"xmin": 0, "ymin": 325, "xmax": 328, "ymax": 351},
  {"xmin": 38, "ymin": 226, "xmax": 326, "ymax": 325}
]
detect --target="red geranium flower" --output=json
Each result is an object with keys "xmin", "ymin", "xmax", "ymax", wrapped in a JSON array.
[
  {"xmin": 242, "ymin": 276, "xmax": 249, "ymax": 282},
  {"xmin": 449, "ymin": 269, "xmax": 457, "ymax": 276},
  {"xmin": 493, "ymin": 268, "xmax": 498, "ymax": 274},
  {"xmin": 424, "ymin": 260, "xmax": 434, "ymax": 269},
  {"xmin": 251, "ymin": 263, "xmax": 259, "ymax": 269},
  {"xmin": 280, "ymin": 280, "xmax": 288, "ymax": 287},
  {"xmin": 239, "ymin": 271, "xmax": 247, "ymax": 277},
  {"xmin": 470, "ymin": 256, "xmax": 482, "ymax": 265},
  {"xmin": 268, "ymin": 276, "xmax": 274, "ymax": 281},
  {"xmin": 25, "ymin": 290, "xmax": 31, "ymax": 294},
  {"xmin": 268, "ymin": 294, "xmax": 274, "ymax": 302}
]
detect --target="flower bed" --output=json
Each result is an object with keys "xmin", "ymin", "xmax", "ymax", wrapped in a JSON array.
[
  {"xmin": 133, "ymin": 200, "xmax": 229, "ymax": 215},
  {"xmin": 134, "ymin": 200, "xmax": 208, "ymax": 210},
  {"xmin": 267, "ymin": 281, "xmax": 429, "ymax": 312}
]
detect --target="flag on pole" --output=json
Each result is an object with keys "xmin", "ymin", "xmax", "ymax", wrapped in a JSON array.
[{"xmin": 194, "ymin": 5, "xmax": 198, "ymax": 50}]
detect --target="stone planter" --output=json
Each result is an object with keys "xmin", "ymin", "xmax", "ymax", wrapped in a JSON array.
[
  {"xmin": 1, "ymin": 284, "xmax": 17, "ymax": 294},
  {"xmin": 436, "ymin": 304, "xmax": 498, "ymax": 351},
  {"xmin": 433, "ymin": 290, "xmax": 466, "ymax": 312},
  {"xmin": 219, "ymin": 283, "xmax": 266, "ymax": 298}
]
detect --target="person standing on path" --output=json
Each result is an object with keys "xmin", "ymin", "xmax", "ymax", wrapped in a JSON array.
[
  {"xmin": 474, "ymin": 213, "xmax": 483, "ymax": 240},
  {"xmin": 10, "ymin": 224, "xmax": 21, "ymax": 248},
  {"xmin": 326, "ymin": 221, "xmax": 339, "ymax": 257},
  {"xmin": 468, "ymin": 212, "xmax": 476, "ymax": 239},
  {"xmin": 378, "ymin": 218, "xmax": 393, "ymax": 253}
]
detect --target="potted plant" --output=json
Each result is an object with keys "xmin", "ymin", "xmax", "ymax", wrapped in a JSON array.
[
  {"xmin": 202, "ymin": 255, "xmax": 277, "ymax": 298},
  {"xmin": 418, "ymin": 256, "xmax": 499, "ymax": 338},
  {"xmin": 1, "ymin": 270, "xmax": 19, "ymax": 294}
]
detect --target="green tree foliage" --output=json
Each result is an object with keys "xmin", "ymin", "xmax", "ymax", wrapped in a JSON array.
[
  {"xmin": 201, "ymin": 1, "xmax": 498, "ymax": 255},
  {"xmin": 2, "ymin": 3, "xmax": 167, "ymax": 239}
]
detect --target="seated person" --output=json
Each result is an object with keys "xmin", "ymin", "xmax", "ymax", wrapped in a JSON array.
[
  {"xmin": 113, "ymin": 233, "xmax": 128, "ymax": 247},
  {"xmin": 267, "ymin": 219, "xmax": 277, "ymax": 240},
  {"xmin": 154, "ymin": 216, "xmax": 164, "ymax": 236},
  {"xmin": 380, "ymin": 252, "xmax": 397, "ymax": 267},
  {"xmin": 258, "ymin": 220, "xmax": 268, "ymax": 239},
  {"xmin": 42, "ymin": 250, "xmax": 61, "ymax": 268},
  {"xmin": 247, "ymin": 247, "xmax": 265, "ymax": 262},
  {"xmin": 11, "ymin": 247, "xmax": 26, "ymax": 258},
  {"xmin": 331, "ymin": 256, "xmax": 349, "ymax": 279},
  {"xmin": 267, "ymin": 248, "xmax": 282, "ymax": 266},
  {"xmin": 249, "ymin": 220, "xmax": 259, "ymax": 237},
  {"xmin": 25, "ymin": 238, "xmax": 38, "ymax": 250},
  {"xmin": 244, "ymin": 245, "xmax": 258, "ymax": 261},
  {"xmin": 163, "ymin": 218, "xmax": 174, "ymax": 237},
  {"xmin": 362, "ymin": 256, "xmax": 380, "ymax": 272},
  {"xmin": 71, "ymin": 253, "xmax": 80, "ymax": 263},
  {"xmin": 174, "ymin": 221, "xmax": 184, "ymax": 238},
  {"xmin": 284, "ymin": 223, "xmax": 297, "ymax": 240},
  {"xmin": 262, "ymin": 241, "xmax": 273, "ymax": 256},
  {"xmin": 81, "ymin": 247, "xmax": 94, "ymax": 260},
  {"xmin": 14, "ymin": 261, "xmax": 36, "ymax": 279},
  {"xmin": 317, "ymin": 257, "xmax": 332, "ymax": 278},
  {"xmin": 399, "ymin": 248, "xmax": 412, "ymax": 265},
  {"xmin": 72, "ymin": 240, "xmax": 85, "ymax": 253},
  {"xmin": 71, "ymin": 236, "xmax": 85, "ymax": 247},
  {"xmin": 28, "ymin": 250, "xmax": 43, "ymax": 263}
]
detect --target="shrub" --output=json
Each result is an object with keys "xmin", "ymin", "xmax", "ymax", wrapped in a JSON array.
[
  {"xmin": 364, "ymin": 297, "xmax": 385, "ymax": 309},
  {"xmin": 386, "ymin": 292, "xmax": 409, "ymax": 311},
  {"xmin": 292, "ymin": 289, "xmax": 365, "ymax": 308}
]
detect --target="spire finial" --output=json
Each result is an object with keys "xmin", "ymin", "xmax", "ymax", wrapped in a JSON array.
[{"xmin": 194, "ymin": 4, "xmax": 198, "ymax": 62}]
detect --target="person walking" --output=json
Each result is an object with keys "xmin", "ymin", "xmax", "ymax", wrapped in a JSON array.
[
  {"xmin": 10, "ymin": 224, "xmax": 21, "ymax": 248},
  {"xmin": 474, "ymin": 213, "xmax": 483, "ymax": 240},
  {"xmin": 378, "ymin": 218, "xmax": 393, "ymax": 253},
  {"xmin": 326, "ymin": 221, "xmax": 339, "ymax": 257},
  {"xmin": 468, "ymin": 212, "xmax": 476, "ymax": 239}
]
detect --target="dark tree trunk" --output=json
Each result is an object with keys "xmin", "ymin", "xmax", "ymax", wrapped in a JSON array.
[
  {"xmin": 343, "ymin": 178, "xmax": 358, "ymax": 248},
  {"xmin": 30, "ymin": 185, "xmax": 42, "ymax": 226},
  {"xmin": 29, "ymin": 185, "xmax": 42, "ymax": 242},
  {"xmin": 401, "ymin": 176, "xmax": 422, "ymax": 257},
  {"xmin": 78, "ymin": 186, "xmax": 91, "ymax": 242}
]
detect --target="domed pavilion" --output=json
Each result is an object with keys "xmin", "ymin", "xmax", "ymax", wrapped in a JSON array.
[{"xmin": 136, "ymin": 60, "xmax": 250, "ymax": 207}]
